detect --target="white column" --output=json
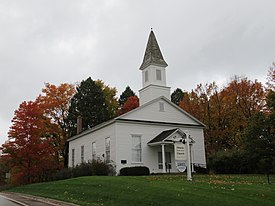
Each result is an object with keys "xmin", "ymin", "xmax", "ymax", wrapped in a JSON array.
[
  {"xmin": 185, "ymin": 131, "xmax": 192, "ymax": 181},
  {"xmin": 161, "ymin": 144, "xmax": 166, "ymax": 173}
]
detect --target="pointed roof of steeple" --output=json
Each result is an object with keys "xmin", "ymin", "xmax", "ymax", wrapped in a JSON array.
[{"xmin": 139, "ymin": 30, "xmax": 168, "ymax": 70}]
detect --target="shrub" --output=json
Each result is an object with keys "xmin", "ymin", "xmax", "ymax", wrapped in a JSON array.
[
  {"xmin": 207, "ymin": 149, "xmax": 252, "ymax": 174},
  {"xmin": 194, "ymin": 165, "xmax": 208, "ymax": 174},
  {"xmin": 54, "ymin": 168, "xmax": 73, "ymax": 180},
  {"xmin": 90, "ymin": 160, "xmax": 115, "ymax": 176},
  {"xmin": 54, "ymin": 160, "xmax": 115, "ymax": 181},
  {"xmin": 72, "ymin": 162, "xmax": 94, "ymax": 177},
  {"xmin": 120, "ymin": 166, "xmax": 150, "ymax": 176}
]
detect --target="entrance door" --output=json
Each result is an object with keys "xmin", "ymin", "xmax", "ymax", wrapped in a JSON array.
[{"xmin": 158, "ymin": 152, "xmax": 171, "ymax": 170}]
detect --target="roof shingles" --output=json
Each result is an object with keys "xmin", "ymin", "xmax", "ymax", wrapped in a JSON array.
[
  {"xmin": 148, "ymin": 128, "xmax": 177, "ymax": 144},
  {"xmin": 139, "ymin": 30, "xmax": 168, "ymax": 70}
]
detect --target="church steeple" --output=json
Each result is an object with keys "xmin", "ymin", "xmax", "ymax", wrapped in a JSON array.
[
  {"xmin": 139, "ymin": 30, "xmax": 171, "ymax": 106},
  {"xmin": 139, "ymin": 30, "xmax": 168, "ymax": 70}
]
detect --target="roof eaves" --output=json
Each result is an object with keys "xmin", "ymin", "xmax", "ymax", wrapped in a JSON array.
[{"xmin": 67, "ymin": 119, "xmax": 116, "ymax": 142}]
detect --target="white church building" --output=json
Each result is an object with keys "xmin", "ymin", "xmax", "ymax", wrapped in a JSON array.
[{"xmin": 68, "ymin": 31, "xmax": 206, "ymax": 174}]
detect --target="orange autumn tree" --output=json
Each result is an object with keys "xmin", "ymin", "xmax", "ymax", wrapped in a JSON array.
[
  {"xmin": 1, "ymin": 101, "xmax": 57, "ymax": 185},
  {"xmin": 179, "ymin": 76, "xmax": 265, "ymax": 155},
  {"xmin": 180, "ymin": 82, "xmax": 225, "ymax": 154},
  {"xmin": 36, "ymin": 82, "xmax": 75, "ymax": 167}
]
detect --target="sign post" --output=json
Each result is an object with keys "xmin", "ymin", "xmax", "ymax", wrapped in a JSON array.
[{"xmin": 185, "ymin": 131, "xmax": 192, "ymax": 181}]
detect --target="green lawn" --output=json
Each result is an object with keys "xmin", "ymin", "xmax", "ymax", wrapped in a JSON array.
[{"xmin": 5, "ymin": 174, "xmax": 275, "ymax": 206}]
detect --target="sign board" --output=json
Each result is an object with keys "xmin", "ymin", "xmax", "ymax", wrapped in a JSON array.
[
  {"xmin": 174, "ymin": 142, "xmax": 187, "ymax": 161},
  {"xmin": 175, "ymin": 161, "xmax": 186, "ymax": 172}
]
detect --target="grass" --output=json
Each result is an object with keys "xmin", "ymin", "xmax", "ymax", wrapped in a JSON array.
[{"xmin": 5, "ymin": 174, "xmax": 275, "ymax": 206}]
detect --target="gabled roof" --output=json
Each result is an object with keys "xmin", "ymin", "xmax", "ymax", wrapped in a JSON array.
[
  {"xmin": 116, "ymin": 96, "xmax": 206, "ymax": 127},
  {"xmin": 139, "ymin": 30, "xmax": 168, "ymax": 70},
  {"xmin": 68, "ymin": 96, "xmax": 205, "ymax": 142},
  {"xmin": 147, "ymin": 129, "xmax": 177, "ymax": 144},
  {"xmin": 148, "ymin": 128, "xmax": 195, "ymax": 146}
]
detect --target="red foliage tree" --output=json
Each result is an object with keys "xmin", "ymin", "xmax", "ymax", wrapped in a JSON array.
[
  {"xmin": 1, "ymin": 101, "xmax": 57, "ymax": 185},
  {"xmin": 118, "ymin": 96, "xmax": 139, "ymax": 115}
]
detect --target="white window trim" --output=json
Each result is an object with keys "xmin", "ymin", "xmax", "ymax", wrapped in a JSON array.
[
  {"xmin": 131, "ymin": 134, "xmax": 142, "ymax": 163},
  {"xmin": 159, "ymin": 102, "xmax": 165, "ymax": 112},
  {"xmin": 71, "ymin": 148, "xmax": 75, "ymax": 167},
  {"xmin": 156, "ymin": 69, "xmax": 161, "ymax": 81},
  {"xmin": 81, "ymin": 145, "xmax": 84, "ymax": 163},
  {"xmin": 92, "ymin": 141, "xmax": 96, "ymax": 160},
  {"xmin": 145, "ymin": 70, "xmax": 149, "ymax": 82},
  {"xmin": 105, "ymin": 137, "xmax": 110, "ymax": 163}
]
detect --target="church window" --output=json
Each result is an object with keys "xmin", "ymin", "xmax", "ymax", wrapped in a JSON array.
[
  {"xmin": 145, "ymin": 70, "xmax": 148, "ymax": 82},
  {"xmin": 105, "ymin": 137, "xmax": 110, "ymax": 163},
  {"xmin": 159, "ymin": 102, "xmax": 165, "ymax": 112},
  {"xmin": 81, "ymin": 145, "xmax": 84, "ymax": 163},
  {"xmin": 156, "ymin": 69, "xmax": 161, "ymax": 80},
  {"xmin": 92, "ymin": 142, "xmax": 96, "ymax": 160},
  {"xmin": 71, "ymin": 148, "xmax": 75, "ymax": 167},
  {"xmin": 132, "ymin": 135, "xmax": 142, "ymax": 162}
]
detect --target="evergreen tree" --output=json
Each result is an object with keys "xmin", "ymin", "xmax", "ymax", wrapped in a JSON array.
[
  {"xmin": 243, "ymin": 112, "xmax": 275, "ymax": 183},
  {"xmin": 171, "ymin": 88, "xmax": 185, "ymax": 105},
  {"xmin": 118, "ymin": 86, "xmax": 136, "ymax": 106},
  {"xmin": 67, "ymin": 77, "xmax": 110, "ymax": 136}
]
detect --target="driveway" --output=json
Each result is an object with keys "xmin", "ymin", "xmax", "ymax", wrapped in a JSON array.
[{"xmin": 0, "ymin": 193, "xmax": 79, "ymax": 206}]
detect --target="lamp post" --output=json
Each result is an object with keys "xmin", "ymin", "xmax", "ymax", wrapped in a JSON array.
[{"xmin": 185, "ymin": 131, "xmax": 192, "ymax": 181}]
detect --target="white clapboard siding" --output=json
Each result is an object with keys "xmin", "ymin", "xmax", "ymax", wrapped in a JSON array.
[{"xmin": 118, "ymin": 97, "xmax": 203, "ymax": 126}]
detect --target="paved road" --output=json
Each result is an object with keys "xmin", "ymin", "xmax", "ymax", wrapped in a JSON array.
[
  {"xmin": 0, "ymin": 192, "xmax": 79, "ymax": 206},
  {"xmin": 0, "ymin": 195, "xmax": 25, "ymax": 206}
]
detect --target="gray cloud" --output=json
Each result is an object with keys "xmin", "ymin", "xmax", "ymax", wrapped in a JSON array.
[{"xmin": 1, "ymin": 0, "xmax": 274, "ymax": 144}]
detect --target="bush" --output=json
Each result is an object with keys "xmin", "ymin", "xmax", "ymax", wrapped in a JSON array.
[
  {"xmin": 207, "ymin": 149, "xmax": 252, "ymax": 174},
  {"xmin": 54, "ymin": 160, "xmax": 115, "ymax": 181},
  {"xmin": 194, "ymin": 165, "xmax": 208, "ymax": 174},
  {"xmin": 120, "ymin": 166, "xmax": 150, "ymax": 176},
  {"xmin": 90, "ymin": 160, "xmax": 115, "ymax": 176},
  {"xmin": 72, "ymin": 162, "xmax": 94, "ymax": 177},
  {"xmin": 54, "ymin": 168, "xmax": 73, "ymax": 180}
]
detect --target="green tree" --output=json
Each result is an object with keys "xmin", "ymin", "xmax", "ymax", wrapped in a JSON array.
[
  {"xmin": 243, "ymin": 112, "xmax": 275, "ymax": 183},
  {"xmin": 171, "ymin": 88, "xmax": 185, "ymax": 105},
  {"xmin": 67, "ymin": 77, "xmax": 110, "ymax": 136},
  {"xmin": 95, "ymin": 80, "xmax": 118, "ymax": 118},
  {"xmin": 118, "ymin": 86, "xmax": 136, "ymax": 106}
]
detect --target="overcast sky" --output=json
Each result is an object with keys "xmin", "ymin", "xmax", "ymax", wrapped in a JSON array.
[{"xmin": 1, "ymin": 0, "xmax": 275, "ymax": 145}]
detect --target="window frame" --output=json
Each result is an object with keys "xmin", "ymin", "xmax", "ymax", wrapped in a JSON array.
[
  {"xmin": 156, "ymin": 69, "xmax": 162, "ymax": 81},
  {"xmin": 159, "ymin": 102, "xmax": 165, "ymax": 112},
  {"xmin": 81, "ymin": 145, "xmax": 84, "ymax": 163},
  {"xmin": 105, "ymin": 137, "xmax": 110, "ymax": 163},
  {"xmin": 71, "ymin": 148, "xmax": 75, "ymax": 167},
  {"xmin": 131, "ymin": 134, "xmax": 142, "ymax": 163},
  {"xmin": 145, "ymin": 70, "xmax": 149, "ymax": 82},
  {"xmin": 92, "ymin": 142, "xmax": 96, "ymax": 160}
]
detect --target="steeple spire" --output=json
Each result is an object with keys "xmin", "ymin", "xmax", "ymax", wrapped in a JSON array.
[
  {"xmin": 139, "ymin": 30, "xmax": 168, "ymax": 70},
  {"xmin": 139, "ymin": 30, "xmax": 171, "ymax": 105}
]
